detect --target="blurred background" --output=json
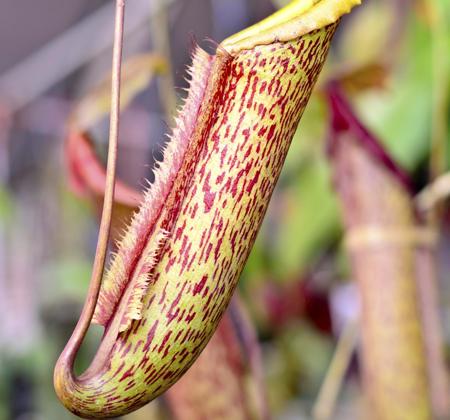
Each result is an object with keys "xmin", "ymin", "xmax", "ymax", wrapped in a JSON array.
[{"xmin": 0, "ymin": 0, "xmax": 448, "ymax": 419}]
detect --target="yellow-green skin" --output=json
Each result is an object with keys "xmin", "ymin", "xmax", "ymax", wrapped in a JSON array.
[
  {"xmin": 54, "ymin": 1, "xmax": 360, "ymax": 418},
  {"xmin": 166, "ymin": 297, "xmax": 267, "ymax": 420},
  {"xmin": 329, "ymin": 87, "xmax": 432, "ymax": 420}
]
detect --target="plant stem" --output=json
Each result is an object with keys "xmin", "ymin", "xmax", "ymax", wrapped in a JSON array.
[
  {"xmin": 416, "ymin": 172, "xmax": 450, "ymax": 213},
  {"xmin": 415, "ymin": 245, "xmax": 450, "ymax": 419},
  {"xmin": 94, "ymin": 0, "xmax": 125, "ymax": 290},
  {"xmin": 417, "ymin": 3, "xmax": 450, "ymax": 415},
  {"xmin": 428, "ymin": 0, "xmax": 449, "ymax": 185},
  {"xmin": 56, "ymin": 0, "xmax": 125, "ymax": 367},
  {"xmin": 312, "ymin": 320, "xmax": 359, "ymax": 420}
]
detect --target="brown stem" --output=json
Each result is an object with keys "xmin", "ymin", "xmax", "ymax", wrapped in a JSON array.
[
  {"xmin": 55, "ymin": 0, "xmax": 125, "ymax": 373},
  {"xmin": 416, "ymin": 1, "xmax": 450, "ymax": 413},
  {"xmin": 416, "ymin": 246, "xmax": 450, "ymax": 419}
]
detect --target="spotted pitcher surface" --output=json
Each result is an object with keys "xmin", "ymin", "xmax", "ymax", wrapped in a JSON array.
[{"xmin": 54, "ymin": 0, "xmax": 361, "ymax": 417}]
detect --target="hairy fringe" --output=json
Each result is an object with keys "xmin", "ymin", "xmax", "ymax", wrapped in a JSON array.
[{"xmin": 93, "ymin": 46, "xmax": 214, "ymax": 329}]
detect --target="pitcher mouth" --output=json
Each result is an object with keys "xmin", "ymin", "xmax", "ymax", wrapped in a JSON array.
[{"xmin": 222, "ymin": 0, "xmax": 361, "ymax": 53}]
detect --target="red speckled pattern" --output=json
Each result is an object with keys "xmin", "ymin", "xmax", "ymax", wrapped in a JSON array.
[
  {"xmin": 55, "ymin": 23, "xmax": 338, "ymax": 418},
  {"xmin": 166, "ymin": 297, "xmax": 267, "ymax": 420}
]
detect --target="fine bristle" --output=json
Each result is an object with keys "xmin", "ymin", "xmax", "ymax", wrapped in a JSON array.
[
  {"xmin": 92, "ymin": 46, "xmax": 214, "ymax": 329},
  {"xmin": 118, "ymin": 229, "xmax": 168, "ymax": 332}
]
